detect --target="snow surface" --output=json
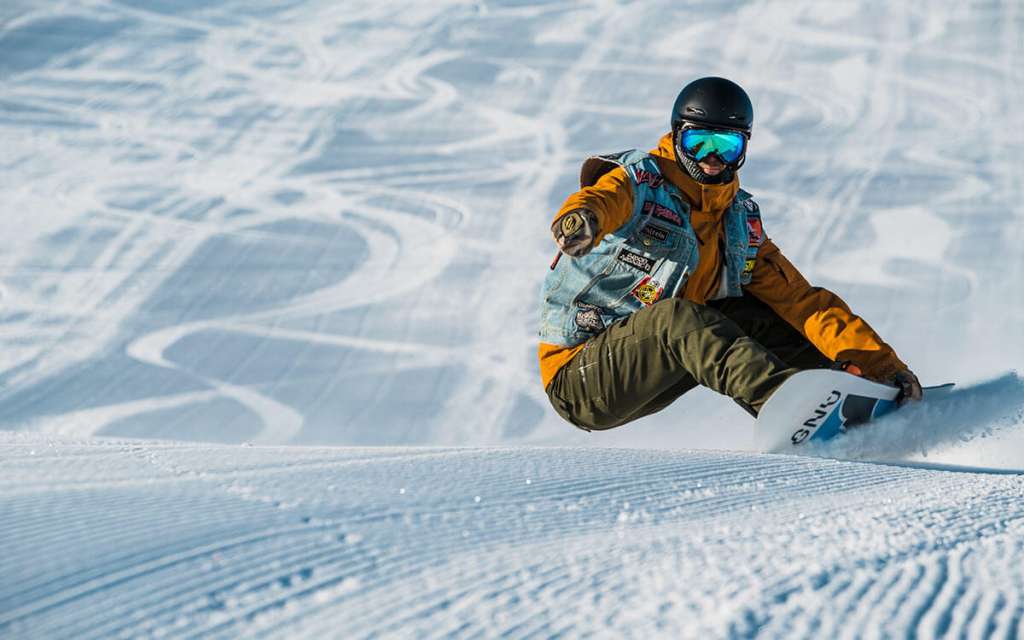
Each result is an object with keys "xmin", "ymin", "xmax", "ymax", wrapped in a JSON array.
[
  {"xmin": 2, "ymin": 0, "xmax": 1024, "ymax": 637},
  {"xmin": 5, "ymin": 432, "xmax": 1024, "ymax": 639}
]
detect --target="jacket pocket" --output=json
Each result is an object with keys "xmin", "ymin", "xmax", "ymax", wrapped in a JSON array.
[{"xmin": 631, "ymin": 221, "xmax": 681, "ymax": 254}]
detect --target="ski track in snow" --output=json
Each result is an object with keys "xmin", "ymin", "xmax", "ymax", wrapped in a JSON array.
[
  {"xmin": 0, "ymin": 0, "xmax": 1021, "ymax": 450},
  {"xmin": 2, "ymin": 0, "xmax": 1024, "ymax": 637},
  {"xmin": 3, "ymin": 432, "xmax": 1024, "ymax": 639}
]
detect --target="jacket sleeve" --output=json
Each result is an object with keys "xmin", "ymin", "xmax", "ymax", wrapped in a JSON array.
[
  {"xmin": 552, "ymin": 166, "xmax": 634, "ymax": 245},
  {"xmin": 745, "ymin": 239, "xmax": 909, "ymax": 381}
]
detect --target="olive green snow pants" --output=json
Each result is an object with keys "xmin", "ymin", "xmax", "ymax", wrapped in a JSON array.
[{"xmin": 546, "ymin": 293, "xmax": 832, "ymax": 431}]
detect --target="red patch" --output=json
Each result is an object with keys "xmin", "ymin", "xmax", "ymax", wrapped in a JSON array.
[
  {"xmin": 643, "ymin": 201, "xmax": 683, "ymax": 226},
  {"xmin": 747, "ymin": 216, "xmax": 764, "ymax": 246},
  {"xmin": 634, "ymin": 169, "xmax": 664, "ymax": 188}
]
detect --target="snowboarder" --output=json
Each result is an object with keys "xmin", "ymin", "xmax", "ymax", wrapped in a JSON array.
[{"xmin": 539, "ymin": 76, "xmax": 922, "ymax": 431}]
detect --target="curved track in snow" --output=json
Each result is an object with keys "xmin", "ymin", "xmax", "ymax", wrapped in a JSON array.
[
  {"xmin": 3, "ymin": 432, "xmax": 1024, "ymax": 639},
  {"xmin": 1, "ymin": 2, "xmax": 1024, "ymax": 637},
  {"xmin": 0, "ymin": 0, "xmax": 1021, "ymax": 451}
]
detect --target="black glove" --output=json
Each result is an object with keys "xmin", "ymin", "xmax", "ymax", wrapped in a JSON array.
[
  {"xmin": 552, "ymin": 209, "xmax": 598, "ymax": 258},
  {"xmin": 893, "ymin": 369, "xmax": 923, "ymax": 405}
]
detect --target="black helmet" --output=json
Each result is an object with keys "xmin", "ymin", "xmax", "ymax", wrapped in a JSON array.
[
  {"xmin": 670, "ymin": 77, "xmax": 753, "ymax": 182},
  {"xmin": 670, "ymin": 76, "xmax": 753, "ymax": 134}
]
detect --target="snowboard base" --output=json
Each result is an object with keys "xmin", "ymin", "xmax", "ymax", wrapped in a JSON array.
[{"xmin": 755, "ymin": 370, "xmax": 954, "ymax": 453}]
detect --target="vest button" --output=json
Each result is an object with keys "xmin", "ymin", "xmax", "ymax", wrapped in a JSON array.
[{"xmin": 643, "ymin": 238, "xmax": 653, "ymax": 246}]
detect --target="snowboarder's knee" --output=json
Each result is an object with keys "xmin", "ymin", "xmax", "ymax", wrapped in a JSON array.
[
  {"xmin": 662, "ymin": 298, "xmax": 710, "ymax": 323},
  {"xmin": 646, "ymin": 297, "xmax": 710, "ymax": 340},
  {"xmin": 658, "ymin": 297, "xmax": 698, "ymax": 315}
]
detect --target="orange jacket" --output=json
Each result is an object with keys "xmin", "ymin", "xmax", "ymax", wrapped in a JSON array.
[{"xmin": 538, "ymin": 133, "xmax": 908, "ymax": 388}]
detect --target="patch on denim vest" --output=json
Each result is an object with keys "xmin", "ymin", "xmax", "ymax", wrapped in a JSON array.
[
  {"xmin": 617, "ymin": 248, "xmax": 655, "ymax": 273},
  {"xmin": 631, "ymin": 277, "xmax": 664, "ymax": 306},
  {"xmin": 574, "ymin": 302, "xmax": 606, "ymax": 333},
  {"xmin": 642, "ymin": 201, "xmax": 683, "ymax": 226},
  {"xmin": 746, "ymin": 212, "xmax": 764, "ymax": 247},
  {"xmin": 634, "ymin": 168, "xmax": 664, "ymax": 188},
  {"xmin": 640, "ymin": 223, "xmax": 670, "ymax": 242}
]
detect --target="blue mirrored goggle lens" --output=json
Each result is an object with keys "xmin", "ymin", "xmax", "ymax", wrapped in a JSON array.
[{"xmin": 680, "ymin": 128, "xmax": 747, "ymax": 164}]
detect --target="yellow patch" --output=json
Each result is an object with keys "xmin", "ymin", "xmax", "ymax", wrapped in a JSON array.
[
  {"xmin": 744, "ymin": 259, "xmax": 756, "ymax": 273},
  {"xmin": 632, "ymin": 281, "xmax": 662, "ymax": 305},
  {"xmin": 560, "ymin": 213, "xmax": 582, "ymax": 236}
]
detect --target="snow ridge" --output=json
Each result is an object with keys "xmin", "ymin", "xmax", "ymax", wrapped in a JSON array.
[{"xmin": 3, "ymin": 434, "xmax": 1024, "ymax": 638}]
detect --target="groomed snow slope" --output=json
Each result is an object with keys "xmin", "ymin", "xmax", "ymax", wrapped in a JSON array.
[
  {"xmin": 4, "ymin": 431, "xmax": 1024, "ymax": 639},
  {"xmin": 2, "ymin": 0, "xmax": 1024, "ymax": 637},
  {"xmin": 1, "ymin": 0, "xmax": 1021, "ymax": 450}
]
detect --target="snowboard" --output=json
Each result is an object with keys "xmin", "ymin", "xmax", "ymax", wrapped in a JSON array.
[{"xmin": 755, "ymin": 369, "xmax": 955, "ymax": 453}]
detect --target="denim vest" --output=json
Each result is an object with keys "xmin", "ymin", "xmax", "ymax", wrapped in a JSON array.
[{"xmin": 539, "ymin": 150, "xmax": 763, "ymax": 347}]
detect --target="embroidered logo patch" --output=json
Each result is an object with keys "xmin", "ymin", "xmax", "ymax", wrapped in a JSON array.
[
  {"xmin": 560, "ymin": 212, "xmax": 583, "ymax": 236},
  {"xmin": 743, "ymin": 198, "xmax": 760, "ymax": 214},
  {"xmin": 575, "ymin": 309, "xmax": 604, "ymax": 333},
  {"xmin": 639, "ymin": 224, "xmax": 669, "ymax": 242},
  {"xmin": 617, "ymin": 248, "xmax": 655, "ymax": 273},
  {"xmin": 634, "ymin": 169, "xmax": 664, "ymax": 189},
  {"xmin": 744, "ymin": 259, "xmax": 756, "ymax": 274},
  {"xmin": 746, "ymin": 216, "xmax": 764, "ymax": 246},
  {"xmin": 642, "ymin": 201, "xmax": 683, "ymax": 226},
  {"xmin": 574, "ymin": 302, "xmax": 606, "ymax": 333},
  {"xmin": 631, "ymin": 277, "xmax": 664, "ymax": 306}
]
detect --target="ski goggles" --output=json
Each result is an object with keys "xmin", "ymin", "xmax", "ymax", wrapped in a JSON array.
[{"xmin": 677, "ymin": 127, "xmax": 748, "ymax": 164}]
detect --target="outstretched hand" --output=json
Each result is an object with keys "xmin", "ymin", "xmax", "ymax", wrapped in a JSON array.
[{"xmin": 552, "ymin": 209, "xmax": 598, "ymax": 258}]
